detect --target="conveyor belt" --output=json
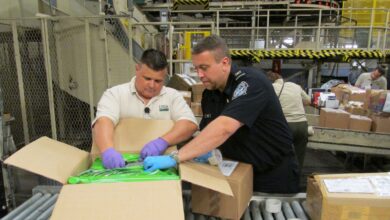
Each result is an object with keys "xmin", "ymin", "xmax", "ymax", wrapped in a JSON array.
[
  {"xmin": 1, "ymin": 186, "xmax": 60, "ymax": 220},
  {"xmin": 1, "ymin": 187, "xmax": 309, "ymax": 220}
]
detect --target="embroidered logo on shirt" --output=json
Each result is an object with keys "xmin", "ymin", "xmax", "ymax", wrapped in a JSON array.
[
  {"xmin": 232, "ymin": 81, "xmax": 249, "ymax": 100},
  {"xmin": 159, "ymin": 105, "xmax": 169, "ymax": 111}
]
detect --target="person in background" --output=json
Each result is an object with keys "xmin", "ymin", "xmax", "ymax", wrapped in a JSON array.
[
  {"xmin": 143, "ymin": 35, "xmax": 300, "ymax": 194},
  {"xmin": 355, "ymin": 65, "xmax": 387, "ymax": 90},
  {"xmin": 266, "ymin": 71, "xmax": 311, "ymax": 171},
  {"xmin": 92, "ymin": 49, "xmax": 198, "ymax": 169}
]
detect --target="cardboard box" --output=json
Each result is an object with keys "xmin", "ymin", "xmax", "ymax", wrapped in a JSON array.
[
  {"xmin": 344, "ymin": 102, "xmax": 367, "ymax": 116},
  {"xmin": 364, "ymin": 89, "xmax": 387, "ymax": 112},
  {"xmin": 191, "ymin": 83, "xmax": 205, "ymax": 102},
  {"xmin": 306, "ymin": 173, "xmax": 390, "ymax": 220},
  {"xmin": 331, "ymin": 84, "xmax": 366, "ymax": 104},
  {"xmin": 167, "ymin": 74, "xmax": 196, "ymax": 91},
  {"xmin": 178, "ymin": 90, "xmax": 192, "ymax": 106},
  {"xmin": 4, "ymin": 118, "xmax": 233, "ymax": 220},
  {"xmin": 191, "ymin": 102, "xmax": 202, "ymax": 116},
  {"xmin": 349, "ymin": 115, "xmax": 372, "ymax": 132},
  {"xmin": 192, "ymin": 162, "xmax": 253, "ymax": 220},
  {"xmin": 319, "ymin": 108, "xmax": 350, "ymax": 129},
  {"xmin": 371, "ymin": 115, "xmax": 390, "ymax": 134}
]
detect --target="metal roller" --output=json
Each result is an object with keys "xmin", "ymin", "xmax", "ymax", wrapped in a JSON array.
[
  {"xmin": 282, "ymin": 202, "xmax": 296, "ymax": 219},
  {"xmin": 242, "ymin": 206, "xmax": 251, "ymax": 220},
  {"xmin": 13, "ymin": 193, "xmax": 52, "ymax": 220},
  {"xmin": 250, "ymin": 201, "xmax": 263, "ymax": 220},
  {"xmin": 274, "ymin": 211, "xmax": 285, "ymax": 220},
  {"xmin": 291, "ymin": 200, "xmax": 308, "ymax": 220},
  {"xmin": 25, "ymin": 194, "xmax": 59, "ymax": 220},
  {"xmin": 2, "ymin": 193, "xmax": 43, "ymax": 220}
]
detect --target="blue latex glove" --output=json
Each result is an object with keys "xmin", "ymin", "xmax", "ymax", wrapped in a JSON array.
[
  {"xmin": 102, "ymin": 147, "xmax": 125, "ymax": 169},
  {"xmin": 140, "ymin": 137, "xmax": 169, "ymax": 160},
  {"xmin": 193, "ymin": 152, "xmax": 212, "ymax": 164},
  {"xmin": 143, "ymin": 155, "xmax": 177, "ymax": 172}
]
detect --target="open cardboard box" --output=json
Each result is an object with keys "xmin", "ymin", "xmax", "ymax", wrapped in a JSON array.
[{"xmin": 4, "ymin": 118, "xmax": 233, "ymax": 220}]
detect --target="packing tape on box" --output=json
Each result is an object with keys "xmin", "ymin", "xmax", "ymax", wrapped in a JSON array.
[{"xmin": 265, "ymin": 199, "xmax": 282, "ymax": 213}]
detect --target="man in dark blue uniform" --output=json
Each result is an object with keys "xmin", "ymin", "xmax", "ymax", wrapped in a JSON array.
[{"xmin": 143, "ymin": 35, "xmax": 299, "ymax": 193}]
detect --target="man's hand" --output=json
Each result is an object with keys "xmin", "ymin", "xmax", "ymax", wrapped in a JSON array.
[
  {"xmin": 143, "ymin": 155, "xmax": 176, "ymax": 172},
  {"xmin": 102, "ymin": 147, "xmax": 125, "ymax": 169},
  {"xmin": 140, "ymin": 137, "xmax": 169, "ymax": 160}
]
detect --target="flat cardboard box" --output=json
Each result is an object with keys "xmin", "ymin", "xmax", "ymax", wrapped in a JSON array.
[
  {"xmin": 191, "ymin": 102, "xmax": 202, "ymax": 116},
  {"xmin": 192, "ymin": 83, "xmax": 205, "ymax": 102},
  {"xmin": 167, "ymin": 74, "xmax": 195, "ymax": 91},
  {"xmin": 306, "ymin": 172, "xmax": 390, "ymax": 220},
  {"xmin": 349, "ymin": 115, "xmax": 372, "ymax": 132},
  {"xmin": 178, "ymin": 90, "xmax": 192, "ymax": 107},
  {"xmin": 371, "ymin": 115, "xmax": 390, "ymax": 134},
  {"xmin": 5, "ymin": 118, "xmax": 233, "ymax": 220},
  {"xmin": 319, "ymin": 108, "xmax": 350, "ymax": 129},
  {"xmin": 191, "ymin": 162, "xmax": 253, "ymax": 220}
]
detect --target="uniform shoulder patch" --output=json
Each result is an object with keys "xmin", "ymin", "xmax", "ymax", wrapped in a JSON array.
[
  {"xmin": 232, "ymin": 81, "xmax": 249, "ymax": 100},
  {"xmin": 233, "ymin": 70, "xmax": 246, "ymax": 81}
]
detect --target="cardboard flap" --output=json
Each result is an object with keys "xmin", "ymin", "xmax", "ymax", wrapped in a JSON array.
[
  {"xmin": 180, "ymin": 161, "xmax": 233, "ymax": 196},
  {"xmin": 4, "ymin": 137, "xmax": 89, "ymax": 184},
  {"xmin": 51, "ymin": 181, "xmax": 184, "ymax": 220},
  {"xmin": 91, "ymin": 118, "xmax": 174, "ymax": 154}
]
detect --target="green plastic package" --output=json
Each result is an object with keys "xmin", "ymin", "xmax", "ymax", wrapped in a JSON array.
[{"xmin": 68, "ymin": 153, "xmax": 179, "ymax": 184}]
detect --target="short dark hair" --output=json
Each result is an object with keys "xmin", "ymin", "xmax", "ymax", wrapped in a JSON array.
[
  {"xmin": 376, "ymin": 65, "xmax": 386, "ymax": 76},
  {"xmin": 140, "ymin": 49, "xmax": 168, "ymax": 71},
  {"xmin": 192, "ymin": 35, "xmax": 231, "ymax": 63}
]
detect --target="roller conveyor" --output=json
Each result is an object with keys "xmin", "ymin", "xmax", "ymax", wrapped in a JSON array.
[{"xmin": 2, "ymin": 188, "xmax": 309, "ymax": 220}]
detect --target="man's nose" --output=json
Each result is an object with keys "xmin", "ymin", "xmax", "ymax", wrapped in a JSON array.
[
  {"xmin": 148, "ymin": 80, "xmax": 156, "ymax": 88},
  {"xmin": 197, "ymin": 70, "xmax": 205, "ymax": 78}
]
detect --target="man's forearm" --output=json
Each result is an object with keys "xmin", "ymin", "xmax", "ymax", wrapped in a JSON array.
[
  {"xmin": 92, "ymin": 117, "xmax": 115, "ymax": 153},
  {"xmin": 161, "ymin": 120, "xmax": 198, "ymax": 146},
  {"xmin": 177, "ymin": 116, "xmax": 242, "ymax": 162}
]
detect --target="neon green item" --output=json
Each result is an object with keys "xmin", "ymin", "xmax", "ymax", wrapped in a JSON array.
[{"xmin": 68, "ymin": 153, "xmax": 179, "ymax": 184}]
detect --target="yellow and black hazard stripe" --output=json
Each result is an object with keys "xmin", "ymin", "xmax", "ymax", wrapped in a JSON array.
[
  {"xmin": 173, "ymin": 0, "xmax": 209, "ymax": 10},
  {"xmin": 231, "ymin": 49, "xmax": 385, "ymax": 62}
]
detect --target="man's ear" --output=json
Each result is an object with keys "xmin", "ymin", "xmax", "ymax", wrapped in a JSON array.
[{"xmin": 136, "ymin": 63, "xmax": 142, "ymax": 72}]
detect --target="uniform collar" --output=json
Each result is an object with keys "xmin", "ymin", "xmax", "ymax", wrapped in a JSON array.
[
  {"xmin": 129, "ymin": 76, "xmax": 167, "ymax": 96},
  {"xmin": 223, "ymin": 64, "xmax": 239, "ymax": 97},
  {"xmin": 275, "ymin": 78, "xmax": 284, "ymax": 85}
]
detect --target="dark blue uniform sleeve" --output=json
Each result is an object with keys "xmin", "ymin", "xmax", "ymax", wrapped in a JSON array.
[{"xmin": 221, "ymin": 73, "xmax": 270, "ymax": 128}]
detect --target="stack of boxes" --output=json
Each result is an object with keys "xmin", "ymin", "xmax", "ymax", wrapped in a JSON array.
[
  {"xmin": 167, "ymin": 74, "xmax": 205, "ymax": 116},
  {"xmin": 320, "ymin": 84, "xmax": 390, "ymax": 133},
  {"xmin": 190, "ymin": 83, "xmax": 205, "ymax": 116}
]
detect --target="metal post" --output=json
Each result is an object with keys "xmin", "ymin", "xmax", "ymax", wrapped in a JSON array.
[
  {"xmin": 169, "ymin": 23, "xmax": 173, "ymax": 77},
  {"xmin": 251, "ymin": 10, "xmax": 256, "ymax": 48},
  {"xmin": 40, "ymin": 18, "xmax": 57, "ymax": 140},
  {"xmin": 316, "ymin": 62, "xmax": 322, "ymax": 87},
  {"xmin": 103, "ymin": 20, "xmax": 111, "ymax": 88},
  {"xmin": 128, "ymin": 16, "xmax": 134, "ymax": 73},
  {"xmin": 367, "ymin": 8, "xmax": 375, "ymax": 50},
  {"xmin": 266, "ymin": 10, "xmax": 270, "ymax": 49},
  {"xmin": 216, "ymin": 10, "xmax": 220, "ymax": 36},
  {"xmin": 316, "ymin": 9, "xmax": 322, "ymax": 50},
  {"xmin": 382, "ymin": 10, "xmax": 389, "ymax": 50},
  {"xmin": 11, "ymin": 21, "xmax": 30, "ymax": 144},
  {"xmin": 294, "ymin": 15, "xmax": 298, "ymax": 47},
  {"xmin": 85, "ymin": 19, "xmax": 95, "ymax": 124}
]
